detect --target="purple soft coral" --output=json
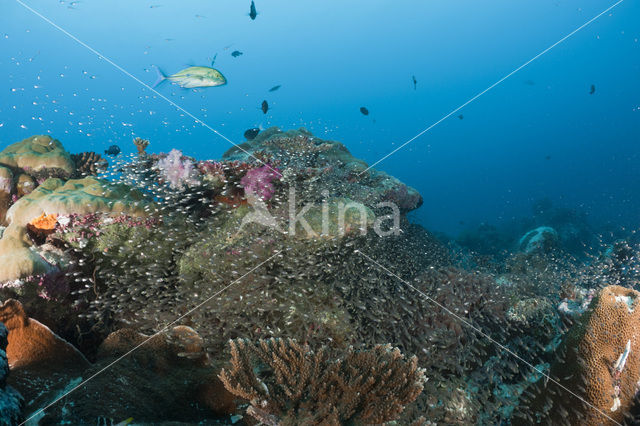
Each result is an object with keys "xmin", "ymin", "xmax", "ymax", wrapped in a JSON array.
[
  {"xmin": 240, "ymin": 165, "xmax": 282, "ymax": 201},
  {"xmin": 157, "ymin": 149, "xmax": 199, "ymax": 190}
]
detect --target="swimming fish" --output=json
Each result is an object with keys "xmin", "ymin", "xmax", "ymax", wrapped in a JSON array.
[
  {"xmin": 210, "ymin": 53, "xmax": 217, "ymax": 66},
  {"xmin": 458, "ymin": 114, "xmax": 464, "ymax": 120},
  {"xmin": 268, "ymin": 85, "xmax": 281, "ymax": 92},
  {"xmin": 231, "ymin": 50, "xmax": 243, "ymax": 58},
  {"xmin": 153, "ymin": 66, "xmax": 226, "ymax": 89},
  {"xmin": 589, "ymin": 84, "xmax": 596, "ymax": 95},
  {"xmin": 104, "ymin": 145, "xmax": 121, "ymax": 156},
  {"xmin": 115, "ymin": 418, "xmax": 134, "ymax": 426},
  {"xmin": 261, "ymin": 100, "xmax": 269, "ymax": 114},
  {"xmin": 360, "ymin": 106, "xmax": 369, "ymax": 116},
  {"xmin": 249, "ymin": 1, "xmax": 258, "ymax": 20},
  {"xmin": 412, "ymin": 75, "xmax": 417, "ymax": 90},
  {"xmin": 244, "ymin": 128, "xmax": 261, "ymax": 140}
]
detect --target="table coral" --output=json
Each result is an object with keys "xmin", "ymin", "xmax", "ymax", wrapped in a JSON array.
[{"xmin": 219, "ymin": 338, "xmax": 426, "ymax": 424}]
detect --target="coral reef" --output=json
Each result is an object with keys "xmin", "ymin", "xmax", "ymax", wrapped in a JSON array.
[
  {"xmin": 0, "ymin": 130, "xmax": 626, "ymax": 423},
  {"xmin": 219, "ymin": 338, "xmax": 426, "ymax": 424}
]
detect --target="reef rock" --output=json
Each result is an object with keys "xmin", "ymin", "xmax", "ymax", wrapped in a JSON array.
[
  {"xmin": 517, "ymin": 226, "xmax": 558, "ymax": 254},
  {"xmin": 0, "ymin": 135, "xmax": 75, "ymax": 180},
  {"xmin": 222, "ymin": 127, "xmax": 423, "ymax": 212},
  {"xmin": 23, "ymin": 326, "xmax": 234, "ymax": 424},
  {"xmin": 0, "ymin": 322, "xmax": 23, "ymax": 425},
  {"xmin": 522, "ymin": 285, "xmax": 640, "ymax": 425}
]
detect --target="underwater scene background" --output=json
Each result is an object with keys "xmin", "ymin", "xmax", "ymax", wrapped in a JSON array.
[{"xmin": 0, "ymin": 0, "xmax": 639, "ymax": 425}]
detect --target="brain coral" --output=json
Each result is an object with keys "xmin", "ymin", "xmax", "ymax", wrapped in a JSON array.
[
  {"xmin": 521, "ymin": 285, "xmax": 640, "ymax": 425},
  {"xmin": 0, "ymin": 135, "xmax": 75, "ymax": 179},
  {"xmin": 6, "ymin": 177, "xmax": 149, "ymax": 227}
]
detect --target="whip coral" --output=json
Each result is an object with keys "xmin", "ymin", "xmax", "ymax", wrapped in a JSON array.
[
  {"xmin": 157, "ymin": 149, "xmax": 199, "ymax": 190},
  {"xmin": 240, "ymin": 165, "xmax": 281, "ymax": 201}
]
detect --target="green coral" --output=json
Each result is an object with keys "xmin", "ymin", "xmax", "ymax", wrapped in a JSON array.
[
  {"xmin": 0, "ymin": 135, "xmax": 75, "ymax": 179},
  {"xmin": 6, "ymin": 177, "xmax": 150, "ymax": 226}
]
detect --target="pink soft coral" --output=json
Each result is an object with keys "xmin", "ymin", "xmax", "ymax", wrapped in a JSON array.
[
  {"xmin": 240, "ymin": 165, "xmax": 282, "ymax": 201},
  {"xmin": 157, "ymin": 149, "xmax": 199, "ymax": 190}
]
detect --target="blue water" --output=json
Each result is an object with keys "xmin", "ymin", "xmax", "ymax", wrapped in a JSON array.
[{"xmin": 1, "ymin": 0, "xmax": 639, "ymax": 235}]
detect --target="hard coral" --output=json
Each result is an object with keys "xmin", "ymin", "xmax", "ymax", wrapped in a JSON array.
[
  {"xmin": 521, "ymin": 285, "xmax": 640, "ymax": 425},
  {"xmin": 0, "ymin": 135, "xmax": 75, "ymax": 179},
  {"xmin": 219, "ymin": 338, "xmax": 426, "ymax": 425},
  {"xmin": 71, "ymin": 151, "xmax": 107, "ymax": 177},
  {"xmin": 133, "ymin": 137, "xmax": 150, "ymax": 154}
]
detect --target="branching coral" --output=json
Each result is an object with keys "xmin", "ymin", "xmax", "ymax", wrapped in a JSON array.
[
  {"xmin": 219, "ymin": 338, "xmax": 426, "ymax": 425},
  {"xmin": 71, "ymin": 152, "xmax": 107, "ymax": 178},
  {"xmin": 133, "ymin": 137, "xmax": 150, "ymax": 154}
]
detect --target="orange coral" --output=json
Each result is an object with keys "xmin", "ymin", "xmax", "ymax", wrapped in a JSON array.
[
  {"xmin": 28, "ymin": 213, "xmax": 58, "ymax": 231},
  {"xmin": 523, "ymin": 285, "xmax": 640, "ymax": 425}
]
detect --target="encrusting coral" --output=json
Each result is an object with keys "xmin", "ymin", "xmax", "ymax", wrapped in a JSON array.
[{"xmin": 219, "ymin": 338, "xmax": 426, "ymax": 425}]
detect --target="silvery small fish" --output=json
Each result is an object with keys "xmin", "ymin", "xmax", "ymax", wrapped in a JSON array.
[{"xmin": 153, "ymin": 65, "xmax": 227, "ymax": 89}]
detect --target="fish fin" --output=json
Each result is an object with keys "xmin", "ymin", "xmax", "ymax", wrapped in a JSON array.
[{"xmin": 152, "ymin": 66, "xmax": 166, "ymax": 88}]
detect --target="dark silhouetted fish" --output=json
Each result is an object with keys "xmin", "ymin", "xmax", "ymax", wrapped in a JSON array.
[
  {"xmin": 360, "ymin": 106, "xmax": 369, "ymax": 116},
  {"xmin": 524, "ymin": 80, "xmax": 536, "ymax": 86},
  {"xmin": 261, "ymin": 100, "xmax": 269, "ymax": 114},
  {"xmin": 210, "ymin": 53, "xmax": 217, "ymax": 66},
  {"xmin": 458, "ymin": 114, "xmax": 464, "ymax": 120},
  {"xmin": 244, "ymin": 128, "xmax": 261, "ymax": 140},
  {"xmin": 249, "ymin": 1, "xmax": 257, "ymax": 20},
  {"xmin": 231, "ymin": 50, "xmax": 243, "ymax": 58},
  {"xmin": 412, "ymin": 75, "xmax": 417, "ymax": 90},
  {"xmin": 545, "ymin": 155, "xmax": 551, "ymax": 160},
  {"xmin": 589, "ymin": 84, "xmax": 596, "ymax": 95},
  {"xmin": 104, "ymin": 145, "xmax": 121, "ymax": 156},
  {"xmin": 269, "ymin": 85, "xmax": 281, "ymax": 92}
]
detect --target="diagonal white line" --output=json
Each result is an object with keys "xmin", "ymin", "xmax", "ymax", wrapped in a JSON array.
[
  {"xmin": 19, "ymin": 250, "xmax": 282, "ymax": 425},
  {"xmin": 14, "ymin": 0, "xmax": 277, "ymax": 173},
  {"xmin": 355, "ymin": 249, "xmax": 621, "ymax": 425},
  {"xmin": 359, "ymin": 0, "xmax": 626, "ymax": 175}
]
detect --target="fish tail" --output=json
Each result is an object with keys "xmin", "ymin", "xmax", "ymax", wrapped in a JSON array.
[{"xmin": 152, "ymin": 66, "xmax": 166, "ymax": 88}]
